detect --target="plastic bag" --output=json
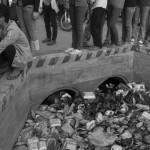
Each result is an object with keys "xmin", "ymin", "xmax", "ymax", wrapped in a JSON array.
[
  {"xmin": 61, "ymin": 120, "xmax": 75, "ymax": 136},
  {"xmin": 88, "ymin": 127, "xmax": 118, "ymax": 147}
]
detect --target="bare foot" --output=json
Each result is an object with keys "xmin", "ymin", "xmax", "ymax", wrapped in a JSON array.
[{"xmin": 7, "ymin": 68, "xmax": 22, "ymax": 80}]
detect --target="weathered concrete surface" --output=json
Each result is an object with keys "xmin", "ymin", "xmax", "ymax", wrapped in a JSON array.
[
  {"xmin": 0, "ymin": 44, "xmax": 149, "ymax": 150},
  {"xmin": 133, "ymin": 52, "xmax": 150, "ymax": 88},
  {"xmin": 0, "ymin": 71, "xmax": 30, "ymax": 150},
  {"xmin": 29, "ymin": 49, "xmax": 134, "ymax": 108}
]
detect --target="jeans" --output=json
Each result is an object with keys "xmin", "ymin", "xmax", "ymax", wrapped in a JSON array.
[
  {"xmin": 90, "ymin": 7, "xmax": 106, "ymax": 48},
  {"xmin": 16, "ymin": 6, "xmax": 38, "ymax": 42},
  {"xmin": 145, "ymin": 11, "xmax": 150, "ymax": 40},
  {"xmin": 105, "ymin": 19, "xmax": 111, "ymax": 42},
  {"xmin": 121, "ymin": 8, "xmax": 126, "ymax": 42},
  {"xmin": 133, "ymin": 6, "xmax": 150, "ymax": 41},
  {"xmin": 83, "ymin": 5, "xmax": 92, "ymax": 43},
  {"xmin": 125, "ymin": 7, "xmax": 136, "ymax": 41},
  {"xmin": 107, "ymin": 5, "xmax": 122, "ymax": 45},
  {"xmin": 43, "ymin": 4, "xmax": 57, "ymax": 41},
  {"xmin": 83, "ymin": 19, "xmax": 91, "ymax": 43},
  {"xmin": 0, "ymin": 45, "xmax": 16, "ymax": 67},
  {"xmin": 70, "ymin": 4, "xmax": 87, "ymax": 49}
]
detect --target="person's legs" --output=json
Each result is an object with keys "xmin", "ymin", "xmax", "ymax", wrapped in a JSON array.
[
  {"xmin": 83, "ymin": 5, "xmax": 92, "ymax": 46},
  {"xmin": 16, "ymin": 6, "xmax": 29, "ymax": 40},
  {"xmin": 75, "ymin": 6, "xmax": 87, "ymax": 49},
  {"xmin": 125, "ymin": 7, "xmax": 136, "ymax": 42},
  {"xmin": 132, "ymin": 7, "xmax": 140, "ymax": 40},
  {"xmin": 1, "ymin": 45, "xmax": 22, "ymax": 79},
  {"xmin": 48, "ymin": 5, "xmax": 57, "ymax": 43},
  {"xmin": 23, "ymin": 6, "xmax": 37, "ymax": 42},
  {"xmin": 69, "ymin": 4, "xmax": 77, "ymax": 48},
  {"xmin": 138, "ymin": 6, "xmax": 150, "ymax": 42},
  {"xmin": 144, "ymin": 10, "xmax": 150, "ymax": 46},
  {"xmin": 43, "ymin": 4, "xmax": 51, "ymax": 42},
  {"xmin": 145, "ymin": 10, "xmax": 150, "ymax": 34},
  {"xmin": 90, "ymin": 7, "xmax": 106, "ymax": 48},
  {"xmin": 121, "ymin": 8, "xmax": 126, "ymax": 42},
  {"xmin": 104, "ymin": 4, "xmax": 112, "ymax": 44},
  {"xmin": 145, "ymin": 12, "xmax": 150, "ymax": 41},
  {"xmin": 2, "ymin": 45, "xmax": 16, "ymax": 67},
  {"xmin": 23, "ymin": 6, "xmax": 39, "ymax": 51},
  {"xmin": 83, "ymin": 19, "xmax": 91, "ymax": 47},
  {"xmin": 109, "ymin": 6, "xmax": 122, "ymax": 45},
  {"xmin": 0, "ymin": 53, "xmax": 6, "ymax": 65}
]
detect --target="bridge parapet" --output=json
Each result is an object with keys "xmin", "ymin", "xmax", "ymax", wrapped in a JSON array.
[{"xmin": 0, "ymin": 44, "xmax": 144, "ymax": 114}]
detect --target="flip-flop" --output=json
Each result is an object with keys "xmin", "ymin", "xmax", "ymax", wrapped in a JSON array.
[{"xmin": 7, "ymin": 69, "xmax": 23, "ymax": 80}]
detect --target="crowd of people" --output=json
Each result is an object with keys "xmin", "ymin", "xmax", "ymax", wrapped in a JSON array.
[
  {"xmin": 0, "ymin": 0, "xmax": 150, "ymax": 79},
  {"xmin": 41, "ymin": 0, "xmax": 150, "ymax": 54},
  {"xmin": 82, "ymin": 0, "xmax": 150, "ymax": 51}
]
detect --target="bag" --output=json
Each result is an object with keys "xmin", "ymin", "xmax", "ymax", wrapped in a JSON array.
[{"xmin": 9, "ymin": 4, "xmax": 18, "ymax": 21}]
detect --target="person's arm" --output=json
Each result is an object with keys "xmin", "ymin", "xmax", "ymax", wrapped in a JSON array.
[{"xmin": 0, "ymin": 28, "xmax": 19, "ymax": 54}]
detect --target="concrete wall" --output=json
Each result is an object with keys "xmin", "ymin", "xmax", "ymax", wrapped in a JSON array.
[{"xmin": 0, "ymin": 44, "xmax": 149, "ymax": 150}]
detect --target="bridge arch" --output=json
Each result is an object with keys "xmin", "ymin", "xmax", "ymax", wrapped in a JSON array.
[
  {"xmin": 39, "ymin": 86, "xmax": 81, "ymax": 106},
  {"xmin": 98, "ymin": 75, "xmax": 128, "ymax": 92}
]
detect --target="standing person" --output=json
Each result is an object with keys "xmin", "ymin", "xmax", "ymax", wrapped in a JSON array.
[
  {"xmin": 66, "ymin": 0, "xmax": 87, "ymax": 54},
  {"xmin": 16, "ymin": 0, "xmax": 40, "ymax": 51},
  {"xmin": 90, "ymin": 0, "xmax": 107, "ymax": 49},
  {"xmin": 83, "ymin": 2, "xmax": 93, "ymax": 48},
  {"xmin": 107, "ymin": 0, "xmax": 125, "ymax": 47},
  {"xmin": 123, "ymin": 0, "xmax": 137, "ymax": 43},
  {"xmin": 0, "ymin": 4, "xmax": 32, "ymax": 79},
  {"xmin": 42, "ymin": 0, "xmax": 59, "ymax": 45},
  {"xmin": 132, "ymin": 0, "xmax": 150, "ymax": 46},
  {"xmin": 144, "ymin": 10, "xmax": 150, "ymax": 47}
]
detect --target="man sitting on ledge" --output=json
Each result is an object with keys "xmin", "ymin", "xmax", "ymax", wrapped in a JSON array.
[{"xmin": 0, "ymin": 4, "xmax": 32, "ymax": 80}]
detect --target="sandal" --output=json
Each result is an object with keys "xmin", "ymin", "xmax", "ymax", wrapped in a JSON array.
[{"xmin": 7, "ymin": 68, "xmax": 23, "ymax": 80}]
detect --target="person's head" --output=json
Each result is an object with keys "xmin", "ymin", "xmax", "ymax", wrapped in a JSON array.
[{"xmin": 0, "ymin": 4, "xmax": 10, "ymax": 29}]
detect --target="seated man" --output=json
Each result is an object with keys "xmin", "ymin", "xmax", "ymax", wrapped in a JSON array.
[{"xmin": 0, "ymin": 4, "xmax": 32, "ymax": 80}]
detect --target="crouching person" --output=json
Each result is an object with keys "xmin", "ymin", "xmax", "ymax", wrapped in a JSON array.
[{"xmin": 0, "ymin": 4, "xmax": 32, "ymax": 80}]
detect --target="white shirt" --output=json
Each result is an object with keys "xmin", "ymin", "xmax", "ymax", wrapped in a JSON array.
[{"xmin": 93, "ymin": 0, "xmax": 108, "ymax": 9}]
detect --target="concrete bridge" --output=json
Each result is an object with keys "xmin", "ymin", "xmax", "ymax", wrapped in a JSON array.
[{"xmin": 0, "ymin": 44, "xmax": 150, "ymax": 150}]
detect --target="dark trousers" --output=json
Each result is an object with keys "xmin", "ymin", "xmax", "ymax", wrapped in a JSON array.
[
  {"xmin": 90, "ymin": 7, "xmax": 106, "ymax": 48},
  {"xmin": 105, "ymin": 12, "xmax": 111, "ymax": 42},
  {"xmin": 70, "ymin": 4, "xmax": 87, "ymax": 49},
  {"xmin": 145, "ymin": 10, "xmax": 150, "ymax": 40},
  {"xmin": 107, "ymin": 5, "xmax": 122, "ymax": 45},
  {"xmin": 121, "ymin": 8, "xmax": 126, "ymax": 42},
  {"xmin": 0, "ymin": 45, "xmax": 16, "ymax": 67},
  {"xmin": 83, "ymin": 4, "xmax": 92, "ymax": 43},
  {"xmin": 43, "ymin": 4, "xmax": 57, "ymax": 41}
]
